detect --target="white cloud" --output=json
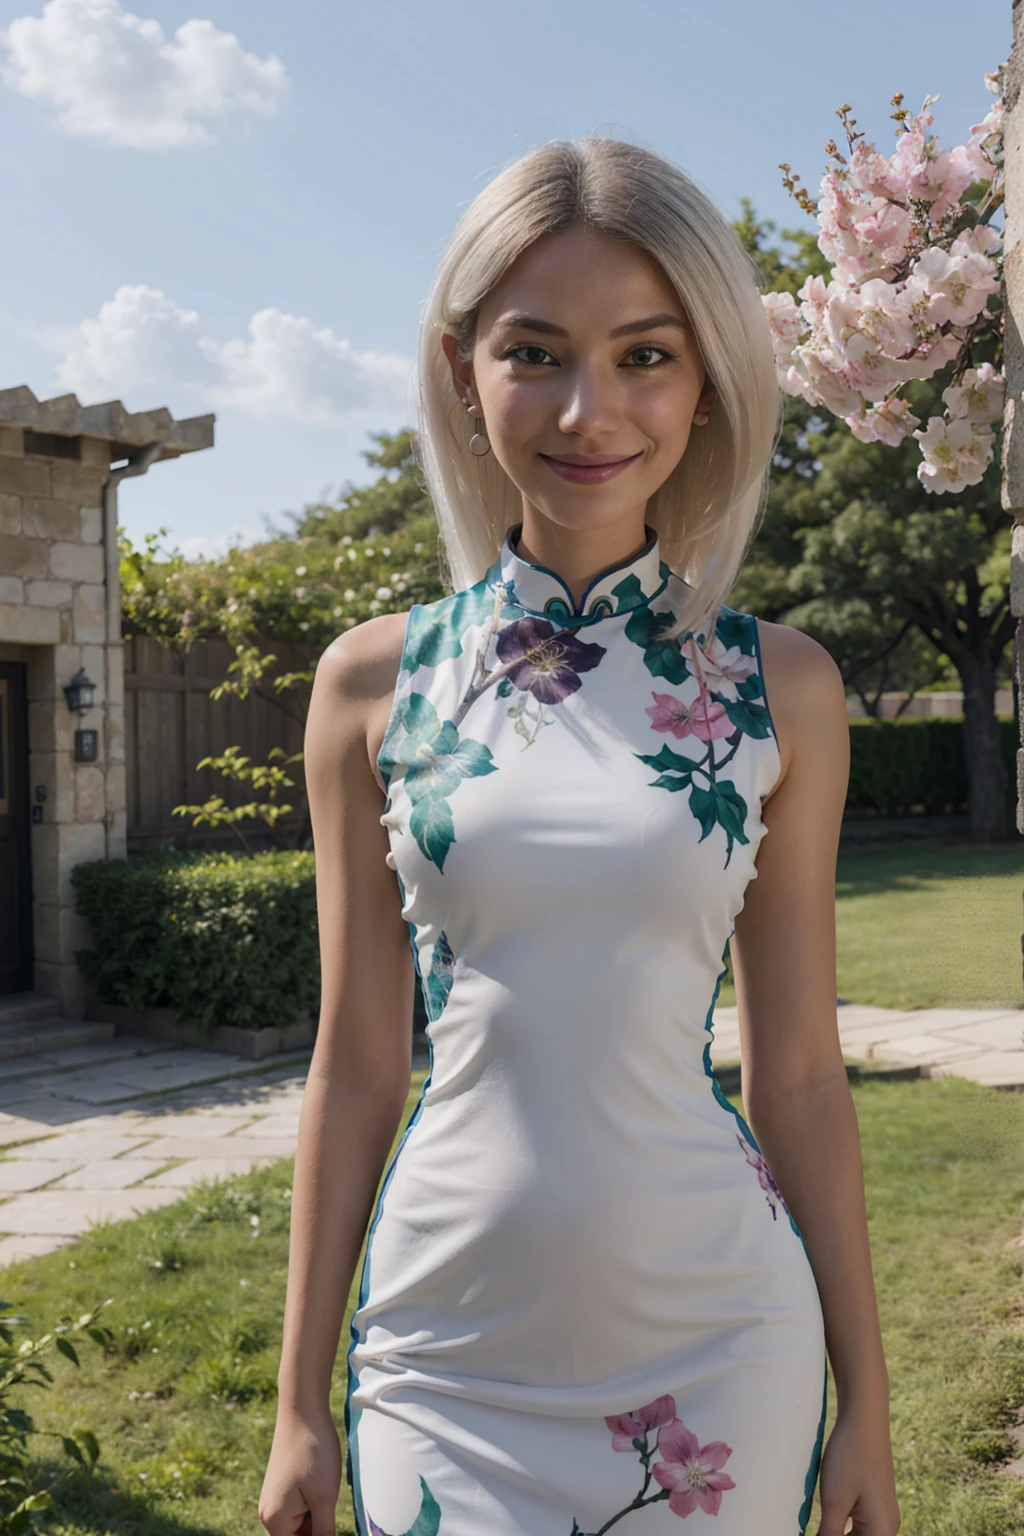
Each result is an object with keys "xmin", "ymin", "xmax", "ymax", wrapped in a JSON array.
[
  {"xmin": 0, "ymin": 0, "xmax": 289, "ymax": 149},
  {"xmin": 202, "ymin": 310, "xmax": 415, "ymax": 423},
  {"xmin": 53, "ymin": 284, "xmax": 215, "ymax": 397},
  {"xmin": 52, "ymin": 283, "xmax": 415, "ymax": 424}
]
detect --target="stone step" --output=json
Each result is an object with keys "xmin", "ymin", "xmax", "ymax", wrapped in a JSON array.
[
  {"xmin": 0, "ymin": 1017, "xmax": 116, "ymax": 1066},
  {"xmin": 0, "ymin": 992, "xmax": 63, "ymax": 1026}
]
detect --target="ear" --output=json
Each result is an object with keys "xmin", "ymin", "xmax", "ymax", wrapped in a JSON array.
[
  {"xmin": 441, "ymin": 331, "xmax": 478, "ymax": 412},
  {"xmin": 694, "ymin": 381, "xmax": 718, "ymax": 425}
]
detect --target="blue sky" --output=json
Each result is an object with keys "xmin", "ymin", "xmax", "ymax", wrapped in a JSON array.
[{"xmin": 0, "ymin": 0, "xmax": 1011, "ymax": 557}]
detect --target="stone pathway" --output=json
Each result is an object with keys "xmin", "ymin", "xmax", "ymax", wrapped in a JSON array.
[
  {"xmin": 0, "ymin": 1035, "xmax": 308, "ymax": 1269},
  {"xmin": 0, "ymin": 1002, "xmax": 1021, "ymax": 1270},
  {"xmin": 712, "ymin": 1001, "xmax": 1024, "ymax": 1088}
]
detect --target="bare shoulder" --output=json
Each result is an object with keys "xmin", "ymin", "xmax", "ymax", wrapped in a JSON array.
[
  {"xmin": 753, "ymin": 617, "xmax": 849, "ymax": 801},
  {"xmin": 314, "ymin": 610, "xmax": 410, "ymax": 698},
  {"xmin": 307, "ymin": 611, "xmax": 411, "ymax": 793}
]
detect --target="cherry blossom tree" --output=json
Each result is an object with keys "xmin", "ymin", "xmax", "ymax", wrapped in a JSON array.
[{"xmin": 766, "ymin": 74, "xmax": 1005, "ymax": 495}]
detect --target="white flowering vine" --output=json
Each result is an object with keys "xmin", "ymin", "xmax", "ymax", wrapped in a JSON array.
[{"xmin": 766, "ymin": 71, "xmax": 1005, "ymax": 494}]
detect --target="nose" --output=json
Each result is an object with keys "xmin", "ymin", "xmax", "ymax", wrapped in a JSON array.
[{"xmin": 557, "ymin": 362, "xmax": 622, "ymax": 440}]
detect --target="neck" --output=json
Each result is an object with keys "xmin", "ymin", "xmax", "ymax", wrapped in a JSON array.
[{"xmin": 514, "ymin": 507, "xmax": 652, "ymax": 609}]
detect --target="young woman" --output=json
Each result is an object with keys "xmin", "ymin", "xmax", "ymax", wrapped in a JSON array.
[{"xmin": 259, "ymin": 138, "xmax": 900, "ymax": 1536}]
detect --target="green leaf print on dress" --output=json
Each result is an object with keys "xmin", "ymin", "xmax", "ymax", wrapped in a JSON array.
[
  {"xmin": 367, "ymin": 1474, "xmax": 442, "ymax": 1536},
  {"xmin": 390, "ymin": 691, "xmax": 497, "ymax": 873},
  {"xmin": 422, "ymin": 931, "xmax": 455, "ymax": 1022},
  {"xmin": 632, "ymin": 610, "xmax": 773, "ymax": 869},
  {"xmin": 402, "ymin": 584, "xmax": 496, "ymax": 676}
]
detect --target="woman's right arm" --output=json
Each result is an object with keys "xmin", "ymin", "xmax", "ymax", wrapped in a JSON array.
[{"xmin": 259, "ymin": 613, "xmax": 416, "ymax": 1536}]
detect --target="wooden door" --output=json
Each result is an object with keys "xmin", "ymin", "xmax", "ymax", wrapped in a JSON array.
[{"xmin": 0, "ymin": 662, "xmax": 33, "ymax": 994}]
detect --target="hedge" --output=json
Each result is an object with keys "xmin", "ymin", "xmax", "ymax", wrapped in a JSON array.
[
  {"xmin": 72, "ymin": 850, "xmax": 319, "ymax": 1033},
  {"xmin": 846, "ymin": 715, "xmax": 1016, "ymax": 818}
]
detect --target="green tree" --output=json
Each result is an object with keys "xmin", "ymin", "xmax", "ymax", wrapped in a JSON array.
[{"xmin": 729, "ymin": 202, "xmax": 1013, "ymax": 842}]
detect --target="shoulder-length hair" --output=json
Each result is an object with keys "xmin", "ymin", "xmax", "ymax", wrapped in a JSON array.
[{"xmin": 414, "ymin": 136, "xmax": 782, "ymax": 642}]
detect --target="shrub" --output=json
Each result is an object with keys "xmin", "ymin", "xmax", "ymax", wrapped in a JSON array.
[
  {"xmin": 72, "ymin": 850, "xmax": 318, "ymax": 1033},
  {"xmin": 846, "ymin": 716, "xmax": 1016, "ymax": 819},
  {"xmin": 0, "ymin": 1301, "xmax": 111, "ymax": 1536}
]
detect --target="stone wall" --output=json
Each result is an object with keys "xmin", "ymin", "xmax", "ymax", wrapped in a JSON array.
[
  {"xmin": 0, "ymin": 388, "xmax": 213, "ymax": 1014},
  {"xmin": 0, "ymin": 428, "xmax": 121, "ymax": 1011}
]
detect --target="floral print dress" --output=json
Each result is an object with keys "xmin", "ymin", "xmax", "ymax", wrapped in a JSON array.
[{"xmin": 345, "ymin": 523, "xmax": 828, "ymax": 1536}]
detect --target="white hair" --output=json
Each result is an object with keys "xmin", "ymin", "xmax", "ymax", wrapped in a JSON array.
[{"xmin": 414, "ymin": 136, "xmax": 783, "ymax": 642}]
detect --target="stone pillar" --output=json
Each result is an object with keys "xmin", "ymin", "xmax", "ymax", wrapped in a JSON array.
[{"xmin": 0, "ymin": 389, "xmax": 213, "ymax": 1014}]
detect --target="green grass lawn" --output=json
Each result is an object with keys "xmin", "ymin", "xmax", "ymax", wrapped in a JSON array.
[
  {"xmin": 716, "ymin": 839, "xmax": 1024, "ymax": 1012},
  {"xmin": 6, "ymin": 1070, "xmax": 1024, "ymax": 1536}
]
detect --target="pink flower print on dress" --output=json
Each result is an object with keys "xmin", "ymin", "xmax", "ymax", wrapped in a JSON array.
[
  {"xmin": 604, "ymin": 1394, "xmax": 677, "ymax": 1451},
  {"xmin": 678, "ymin": 636, "xmax": 758, "ymax": 702},
  {"xmin": 737, "ymin": 1131, "xmax": 790, "ymax": 1220},
  {"xmin": 652, "ymin": 1418, "xmax": 737, "ymax": 1518},
  {"xmin": 645, "ymin": 692, "xmax": 733, "ymax": 743}
]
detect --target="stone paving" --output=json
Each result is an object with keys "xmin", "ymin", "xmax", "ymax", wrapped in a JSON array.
[
  {"xmin": 0, "ymin": 1002, "xmax": 1021, "ymax": 1270},
  {"xmin": 0, "ymin": 1035, "xmax": 307, "ymax": 1268}
]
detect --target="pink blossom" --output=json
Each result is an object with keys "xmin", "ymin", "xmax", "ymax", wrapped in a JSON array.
[
  {"xmin": 646, "ymin": 692, "xmax": 733, "ymax": 743},
  {"xmin": 906, "ymin": 242, "xmax": 999, "ymax": 327},
  {"xmin": 605, "ymin": 1395, "xmax": 677, "ymax": 1451},
  {"xmin": 679, "ymin": 636, "xmax": 757, "ymax": 701},
  {"xmin": 653, "ymin": 1419, "xmax": 736, "ymax": 1518},
  {"xmin": 796, "ymin": 273, "xmax": 830, "ymax": 328},
  {"xmin": 964, "ymin": 102, "xmax": 1004, "ymax": 176},
  {"xmin": 737, "ymin": 1131, "xmax": 789, "ymax": 1219},
  {"xmin": 844, "ymin": 395, "xmax": 921, "ymax": 447},
  {"xmin": 913, "ymin": 415, "xmax": 994, "ymax": 493},
  {"xmin": 762, "ymin": 291, "xmax": 803, "ymax": 364},
  {"xmin": 783, "ymin": 346, "xmax": 863, "ymax": 415},
  {"xmin": 942, "ymin": 361, "xmax": 1004, "ymax": 426}
]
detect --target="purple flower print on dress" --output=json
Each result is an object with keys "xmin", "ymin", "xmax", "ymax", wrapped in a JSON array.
[
  {"xmin": 605, "ymin": 1394, "xmax": 677, "ymax": 1450},
  {"xmin": 737, "ymin": 1131, "xmax": 790, "ymax": 1220},
  {"xmin": 652, "ymin": 1419, "xmax": 737, "ymax": 1518},
  {"xmin": 645, "ymin": 691, "xmax": 734, "ymax": 744},
  {"xmin": 495, "ymin": 616, "xmax": 606, "ymax": 705}
]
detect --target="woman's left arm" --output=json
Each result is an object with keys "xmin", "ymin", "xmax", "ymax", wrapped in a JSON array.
[{"xmin": 729, "ymin": 619, "xmax": 900, "ymax": 1536}]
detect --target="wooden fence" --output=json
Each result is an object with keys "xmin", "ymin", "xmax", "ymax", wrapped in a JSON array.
[{"xmin": 124, "ymin": 635, "xmax": 311, "ymax": 852}]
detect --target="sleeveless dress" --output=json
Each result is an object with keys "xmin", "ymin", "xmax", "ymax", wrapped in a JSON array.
[{"xmin": 344, "ymin": 522, "xmax": 828, "ymax": 1536}]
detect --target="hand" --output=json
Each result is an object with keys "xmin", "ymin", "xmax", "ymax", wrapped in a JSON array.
[
  {"xmin": 815, "ymin": 1405, "xmax": 901, "ymax": 1536},
  {"xmin": 258, "ymin": 1406, "xmax": 342, "ymax": 1536}
]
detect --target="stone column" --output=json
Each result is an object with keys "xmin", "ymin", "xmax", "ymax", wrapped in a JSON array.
[{"xmin": 0, "ymin": 389, "xmax": 213, "ymax": 1014}]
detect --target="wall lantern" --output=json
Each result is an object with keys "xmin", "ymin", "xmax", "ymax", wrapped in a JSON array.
[{"xmin": 63, "ymin": 668, "xmax": 97, "ymax": 716}]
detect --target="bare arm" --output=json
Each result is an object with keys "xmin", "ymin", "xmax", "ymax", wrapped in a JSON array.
[
  {"xmin": 260, "ymin": 612, "xmax": 414, "ymax": 1536},
  {"xmin": 729, "ymin": 621, "xmax": 899, "ymax": 1536}
]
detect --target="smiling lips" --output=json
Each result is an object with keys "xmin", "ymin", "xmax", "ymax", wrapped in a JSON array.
[{"xmin": 539, "ymin": 451, "xmax": 643, "ymax": 484}]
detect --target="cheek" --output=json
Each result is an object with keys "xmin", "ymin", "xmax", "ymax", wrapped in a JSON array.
[
  {"xmin": 634, "ymin": 384, "xmax": 697, "ymax": 453},
  {"xmin": 484, "ymin": 379, "xmax": 549, "ymax": 445}
]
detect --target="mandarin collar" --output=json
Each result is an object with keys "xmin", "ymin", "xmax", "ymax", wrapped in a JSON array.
[{"xmin": 489, "ymin": 522, "xmax": 669, "ymax": 626}]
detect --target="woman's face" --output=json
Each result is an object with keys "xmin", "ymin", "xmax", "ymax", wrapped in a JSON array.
[{"xmin": 442, "ymin": 224, "xmax": 716, "ymax": 535}]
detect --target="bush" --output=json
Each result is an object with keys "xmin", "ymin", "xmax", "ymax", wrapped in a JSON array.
[
  {"xmin": 0, "ymin": 1301, "xmax": 111, "ymax": 1536},
  {"xmin": 846, "ymin": 716, "xmax": 1016, "ymax": 818},
  {"xmin": 72, "ymin": 850, "xmax": 318, "ymax": 1033}
]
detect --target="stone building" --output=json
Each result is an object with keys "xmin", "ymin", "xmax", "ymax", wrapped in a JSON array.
[{"xmin": 0, "ymin": 387, "xmax": 213, "ymax": 1014}]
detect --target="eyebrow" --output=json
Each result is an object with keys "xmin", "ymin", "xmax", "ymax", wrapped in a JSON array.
[{"xmin": 493, "ymin": 311, "xmax": 689, "ymax": 339}]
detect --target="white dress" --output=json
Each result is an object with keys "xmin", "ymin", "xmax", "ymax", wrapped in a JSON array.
[{"xmin": 344, "ymin": 522, "xmax": 828, "ymax": 1536}]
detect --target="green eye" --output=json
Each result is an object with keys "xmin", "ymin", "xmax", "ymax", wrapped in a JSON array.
[
  {"xmin": 507, "ymin": 345, "xmax": 556, "ymax": 366},
  {"xmin": 626, "ymin": 346, "xmax": 671, "ymax": 367}
]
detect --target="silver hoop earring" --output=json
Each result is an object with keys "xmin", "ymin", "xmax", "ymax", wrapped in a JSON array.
[{"xmin": 465, "ymin": 399, "xmax": 491, "ymax": 457}]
